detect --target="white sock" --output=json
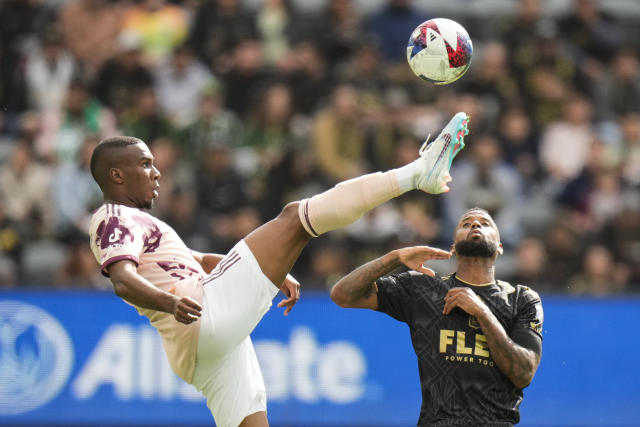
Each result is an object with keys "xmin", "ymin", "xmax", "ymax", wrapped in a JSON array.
[
  {"xmin": 298, "ymin": 171, "xmax": 403, "ymax": 237},
  {"xmin": 394, "ymin": 160, "xmax": 420, "ymax": 193}
]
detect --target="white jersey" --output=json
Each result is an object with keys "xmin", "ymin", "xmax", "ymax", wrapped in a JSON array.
[{"xmin": 89, "ymin": 202, "xmax": 206, "ymax": 382}]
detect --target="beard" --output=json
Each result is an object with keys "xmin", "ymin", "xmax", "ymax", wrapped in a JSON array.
[{"xmin": 455, "ymin": 238, "xmax": 497, "ymax": 258}]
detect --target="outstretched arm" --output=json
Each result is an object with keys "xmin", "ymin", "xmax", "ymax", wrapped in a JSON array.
[
  {"xmin": 331, "ymin": 246, "xmax": 452, "ymax": 309},
  {"xmin": 443, "ymin": 288, "xmax": 541, "ymax": 389},
  {"xmin": 108, "ymin": 260, "xmax": 202, "ymax": 325}
]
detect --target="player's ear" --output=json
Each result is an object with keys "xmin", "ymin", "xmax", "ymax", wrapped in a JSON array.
[
  {"xmin": 110, "ymin": 167, "xmax": 125, "ymax": 184},
  {"xmin": 497, "ymin": 242, "xmax": 503, "ymax": 255},
  {"xmin": 450, "ymin": 243, "xmax": 456, "ymax": 255}
]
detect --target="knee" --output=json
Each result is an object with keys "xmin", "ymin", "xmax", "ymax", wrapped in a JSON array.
[
  {"xmin": 277, "ymin": 201, "xmax": 314, "ymax": 239},
  {"xmin": 277, "ymin": 201, "xmax": 308, "ymax": 233},
  {"xmin": 278, "ymin": 201, "xmax": 300, "ymax": 222}
]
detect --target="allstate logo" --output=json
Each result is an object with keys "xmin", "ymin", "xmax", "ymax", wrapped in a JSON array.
[{"xmin": 0, "ymin": 301, "xmax": 74, "ymax": 414}]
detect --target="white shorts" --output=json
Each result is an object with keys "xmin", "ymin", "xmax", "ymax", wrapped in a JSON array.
[{"xmin": 191, "ymin": 240, "xmax": 280, "ymax": 427}]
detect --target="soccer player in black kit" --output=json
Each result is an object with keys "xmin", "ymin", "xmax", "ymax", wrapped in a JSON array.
[{"xmin": 331, "ymin": 207, "xmax": 543, "ymax": 426}]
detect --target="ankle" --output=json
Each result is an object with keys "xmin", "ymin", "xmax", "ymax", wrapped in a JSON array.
[{"xmin": 394, "ymin": 159, "xmax": 420, "ymax": 193}]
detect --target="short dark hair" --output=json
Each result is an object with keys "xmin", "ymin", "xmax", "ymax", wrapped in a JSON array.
[
  {"xmin": 461, "ymin": 207, "xmax": 498, "ymax": 229},
  {"xmin": 463, "ymin": 207, "xmax": 490, "ymax": 217},
  {"xmin": 90, "ymin": 136, "xmax": 142, "ymax": 189}
]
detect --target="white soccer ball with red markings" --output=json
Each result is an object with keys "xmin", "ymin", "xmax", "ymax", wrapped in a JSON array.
[{"xmin": 407, "ymin": 18, "xmax": 473, "ymax": 85}]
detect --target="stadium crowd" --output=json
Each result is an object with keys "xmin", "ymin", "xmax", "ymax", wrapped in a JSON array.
[{"xmin": 0, "ymin": 0, "xmax": 639, "ymax": 295}]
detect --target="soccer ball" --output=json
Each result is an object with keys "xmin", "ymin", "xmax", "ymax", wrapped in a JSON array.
[{"xmin": 407, "ymin": 18, "xmax": 473, "ymax": 85}]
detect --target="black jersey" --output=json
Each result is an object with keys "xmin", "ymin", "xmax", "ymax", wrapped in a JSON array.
[{"xmin": 376, "ymin": 272, "xmax": 543, "ymax": 427}]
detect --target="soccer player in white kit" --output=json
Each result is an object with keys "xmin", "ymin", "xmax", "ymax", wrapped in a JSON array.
[{"xmin": 88, "ymin": 112, "xmax": 469, "ymax": 427}]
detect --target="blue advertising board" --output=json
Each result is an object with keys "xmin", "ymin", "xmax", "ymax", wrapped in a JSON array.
[{"xmin": 0, "ymin": 290, "xmax": 638, "ymax": 426}]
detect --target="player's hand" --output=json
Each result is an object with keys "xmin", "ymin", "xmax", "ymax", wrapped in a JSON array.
[
  {"xmin": 277, "ymin": 274, "xmax": 300, "ymax": 316},
  {"xmin": 443, "ymin": 287, "xmax": 486, "ymax": 316},
  {"xmin": 169, "ymin": 287, "xmax": 202, "ymax": 324},
  {"xmin": 396, "ymin": 246, "xmax": 452, "ymax": 276}
]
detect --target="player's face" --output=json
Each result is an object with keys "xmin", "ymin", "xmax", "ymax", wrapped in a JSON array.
[
  {"xmin": 452, "ymin": 210, "xmax": 503, "ymax": 258},
  {"xmin": 121, "ymin": 142, "xmax": 161, "ymax": 209}
]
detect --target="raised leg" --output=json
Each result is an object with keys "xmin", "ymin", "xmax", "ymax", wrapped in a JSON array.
[
  {"xmin": 244, "ymin": 112, "xmax": 470, "ymax": 288},
  {"xmin": 244, "ymin": 202, "xmax": 311, "ymax": 287}
]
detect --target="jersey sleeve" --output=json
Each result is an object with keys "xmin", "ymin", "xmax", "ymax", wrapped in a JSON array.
[
  {"xmin": 511, "ymin": 286, "xmax": 544, "ymax": 353},
  {"xmin": 376, "ymin": 271, "xmax": 418, "ymax": 324},
  {"xmin": 92, "ymin": 210, "xmax": 145, "ymax": 275}
]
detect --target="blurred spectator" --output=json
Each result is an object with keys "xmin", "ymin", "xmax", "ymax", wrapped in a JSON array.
[
  {"xmin": 602, "ymin": 206, "xmax": 640, "ymax": 289},
  {"xmin": 243, "ymin": 82, "xmax": 301, "ymax": 213},
  {"xmin": 302, "ymin": 241, "xmax": 350, "ymax": 290},
  {"xmin": 189, "ymin": 0, "xmax": 256, "ymax": 73},
  {"xmin": 50, "ymin": 135, "xmax": 101, "ymax": 238},
  {"xmin": 396, "ymin": 196, "xmax": 442, "ymax": 247},
  {"xmin": 25, "ymin": 31, "xmax": 76, "ymax": 112},
  {"xmin": 0, "ymin": 0, "xmax": 56, "ymax": 66},
  {"xmin": 158, "ymin": 186, "xmax": 208, "ymax": 251},
  {"xmin": 0, "ymin": 0, "xmax": 53, "ymax": 44},
  {"xmin": 589, "ymin": 168, "xmax": 637, "ymax": 225},
  {"xmin": 540, "ymin": 95, "xmax": 596, "ymax": 182},
  {"xmin": 155, "ymin": 44, "xmax": 215, "ymax": 128},
  {"xmin": 500, "ymin": 0, "xmax": 544, "ymax": 82},
  {"xmin": 554, "ymin": 138, "xmax": 640, "ymax": 257},
  {"xmin": 500, "ymin": 0, "xmax": 542, "ymax": 42},
  {"xmin": 255, "ymin": 0, "xmax": 298, "ymax": 69},
  {"xmin": 444, "ymin": 133, "xmax": 524, "ymax": 247},
  {"xmin": 501, "ymin": 8, "xmax": 576, "ymax": 125},
  {"xmin": 194, "ymin": 143, "xmax": 252, "ymax": 252},
  {"xmin": 461, "ymin": 41, "xmax": 519, "ymax": 123},
  {"xmin": 526, "ymin": 65, "xmax": 570, "ymax": 129},
  {"xmin": 0, "ymin": 0, "xmax": 57, "ymax": 117},
  {"xmin": 59, "ymin": 0, "xmax": 125, "ymax": 75},
  {"xmin": 180, "ymin": 82, "xmax": 244, "ymax": 162},
  {"xmin": 121, "ymin": 0, "xmax": 189, "ymax": 65},
  {"xmin": 544, "ymin": 219, "xmax": 583, "ymax": 290},
  {"xmin": 148, "ymin": 138, "xmax": 186, "ymax": 219},
  {"xmin": 314, "ymin": 0, "xmax": 366, "ymax": 68},
  {"xmin": 504, "ymin": 237, "xmax": 553, "ymax": 293},
  {"xmin": 359, "ymin": 90, "xmax": 418, "ymax": 172},
  {"xmin": 569, "ymin": 244, "xmax": 629, "ymax": 295},
  {"xmin": 366, "ymin": 0, "xmax": 428, "ymax": 65},
  {"xmin": 620, "ymin": 113, "xmax": 640, "ymax": 186},
  {"xmin": 0, "ymin": 142, "xmax": 52, "ymax": 238},
  {"xmin": 336, "ymin": 37, "xmax": 388, "ymax": 118},
  {"xmin": 220, "ymin": 39, "xmax": 272, "ymax": 118},
  {"xmin": 118, "ymin": 87, "xmax": 175, "ymax": 145},
  {"xmin": 559, "ymin": 0, "xmax": 622, "ymax": 67},
  {"xmin": 54, "ymin": 233, "xmax": 108, "ymax": 288},
  {"xmin": 285, "ymin": 40, "xmax": 333, "ymax": 116},
  {"xmin": 195, "ymin": 142, "xmax": 249, "ymax": 216},
  {"xmin": 345, "ymin": 203, "xmax": 405, "ymax": 254},
  {"xmin": 496, "ymin": 106, "xmax": 541, "ymax": 185},
  {"xmin": 14, "ymin": 112, "xmax": 43, "ymax": 149},
  {"xmin": 594, "ymin": 48, "xmax": 640, "ymax": 120},
  {"xmin": 244, "ymin": 83, "xmax": 298, "ymax": 161},
  {"xmin": 209, "ymin": 205, "xmax": 262, "ymax": 254},
  {"xmin": 392, "ymin": 136, "xmax": 443, "ymax": 242},
  {"xmin": 92, "ymin": 32, "xmax": 154, "ymax": 115},
  {"xmin": 0, "ymin": 203, "xmax": 22, "ymax": 286},
  {"xmin": 312, "ymin": 84, "xmax": 367, "ymax": 182},
  {"xmin": 260, "ymin": 148, "xmax": 321, "ymax": 221},
  {"xmin": 1, "ymin": 0, "xmax": 639, "ymax": 293},
  {"xmin": 37, "ymin": 79, "xmax": 117, "ymax": 163},
  {"xmin": 0, "ymin": 43, "xmax": 27, "ymax": 131}
]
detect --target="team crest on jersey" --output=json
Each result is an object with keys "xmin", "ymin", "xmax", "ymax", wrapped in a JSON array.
[{"xmin": 468, "ymin": 315, "xmax": 481, "ymax": 330}]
